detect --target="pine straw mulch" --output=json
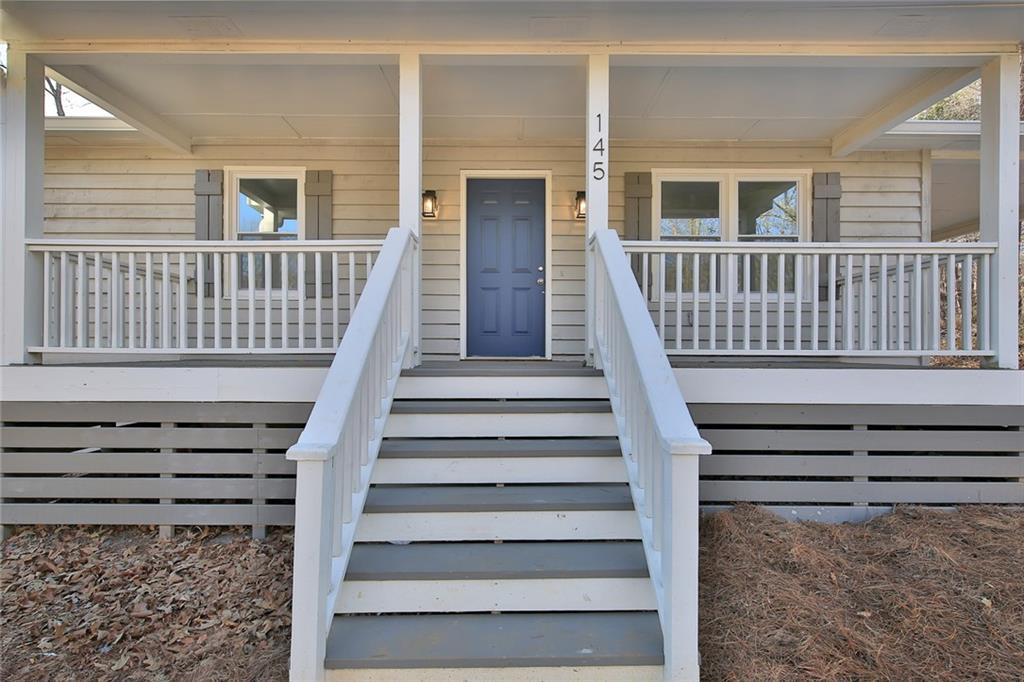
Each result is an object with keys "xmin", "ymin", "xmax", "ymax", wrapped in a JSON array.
[{"xmin": 3, "ymin": 505, "xmax": 1024, "ymax": 681}]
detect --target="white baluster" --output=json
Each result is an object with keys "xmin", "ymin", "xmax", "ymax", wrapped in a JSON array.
[
  {"xmin": 248, "ymin": 251, "xmax": 256, "ymax": 349},
  {"xmin": 961, "ymin": 254, "xmax": 973, "ymax": 352},
  {"xmin": 214, "ymin": 253, "xmax": 222, "ymax": 350},
  {"xmin": 178, "ymin": 252, "xmax": 187, "ymax": 350},
  {"xmin": 315, "ymin": 252, "xmax": 323, "ymax": 349},
  {"xmin": 161, "ymin": 252, "xmax": 170, "ymax": 349},
  {"xmin": 946, "ymin": 254, "xmax": 956, "ymax": 352},
  {"xmin": 743, "ymin": 254, "xmax": 751, "ymax": 351}
]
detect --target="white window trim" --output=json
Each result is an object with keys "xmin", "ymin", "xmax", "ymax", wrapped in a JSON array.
[
  {"xmin": 222, "ymin": 166, "xmax": 306, "ymax": 297},
  {"xmin": 650, "ymin": 168, "xmax": 813, "ymax": 301},
  {"xmin": 651, "ymin": 168, "xmax": 812, "ymax": 243},
  {"xmin": 224, "ymin": 166, "xmax": 307, "ymax": 241}
]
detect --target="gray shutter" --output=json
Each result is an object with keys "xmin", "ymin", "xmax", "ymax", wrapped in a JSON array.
[
  {"xmin": 624, "ymin": 172, "xmax": 653, "ymax": 240},
  {"xmin": 305, "ymin": 170, "xmax": 333, "ymax": 292},
  {"xmin": 812, "ymin": 172, "xmax": 841, "ymax": 243},
  {"xmin": 625, "ymin": 172, "xmax": 653, "ymax": 286},
  {"xmin": 195, "ymin": 170, "xmax": 223, "ymax": 295},
  {"xmin": 812, "ymin": 172, "xmax": 841, "ymax": 299},
  {"xmin": 195, "ymin": 170, "xmax": 224, "ymax": 241}
]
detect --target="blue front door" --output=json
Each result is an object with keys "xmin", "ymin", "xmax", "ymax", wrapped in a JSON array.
[{"xmin": 466, "ymin": 179, "xmax": 546, "ymax": 357}]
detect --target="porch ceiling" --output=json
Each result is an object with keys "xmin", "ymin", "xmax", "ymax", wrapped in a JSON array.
[{"xmin": 42, "ymin": 54, "xmax": 989, "ymax": 145}]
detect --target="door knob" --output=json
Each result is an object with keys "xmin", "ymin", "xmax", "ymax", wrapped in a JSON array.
[{"xmin": 536, "ymin": 278, "xmax": 545, "ymax": 285}]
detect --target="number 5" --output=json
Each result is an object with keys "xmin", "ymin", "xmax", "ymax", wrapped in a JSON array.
[{"xmin": 592, "ymin": 161, "xmax": 605, "ymax": 181}]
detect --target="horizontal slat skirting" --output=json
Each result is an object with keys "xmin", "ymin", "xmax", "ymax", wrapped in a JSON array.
[
  {"xmin": 0, "ymin": 426, "xmax": 302, "ymax": 450},
  {"xmin": 1, "ymin": 476, "xmax": 296, "ymax": 499},
  {"xmin": 0, "ymin": 451, "xmax": 294, "ymax": 475},
  {"xmin": 700, "ymin": 481, "xmax": 1023, "ymax": 504},
  {"xmin": 700, "ymin": 428, "xmax": 1023, "ymax": 453},
  {"xmin": 701, "ymin": 454, "xmax": 1024, "ymax": 478},
  {"xmin": 0, "ymin": 401, "xmax": 313, "ymax": 424},
  {"xmin": 0, "ymin": 503, "xmax": 295, "ymax": 526}
]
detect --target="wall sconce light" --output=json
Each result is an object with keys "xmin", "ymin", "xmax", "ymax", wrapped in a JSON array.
[
  {"xmin": 421, "ymin": 190, "xmax": 438, "ymax": 219},
  {"xmin": 574, "ymin": 191, "xmax": 587, "ymax": 221}
]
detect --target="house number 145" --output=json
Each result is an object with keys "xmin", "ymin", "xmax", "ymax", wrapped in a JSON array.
[{"xmin": 592, "ymin": 113, "xmax": 605, "ymax": 181}]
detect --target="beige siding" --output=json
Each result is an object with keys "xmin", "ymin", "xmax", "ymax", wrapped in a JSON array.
[{"xmin": 44, "ymin": 139, "xmax": 924, "ymax": 359}]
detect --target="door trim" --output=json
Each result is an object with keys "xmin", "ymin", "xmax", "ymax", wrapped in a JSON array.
[{"xmin": 460, "ymin": 170, "xmax": 553, "ymax": 360}]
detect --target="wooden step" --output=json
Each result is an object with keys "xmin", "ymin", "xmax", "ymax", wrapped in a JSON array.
[
  {"xmin": 373, "ymin": 438, "xmax": 626, "ymax": 484},
  {"xmin": 402, "ymin": 361, "xmax": 600, "ymax": 377},
  {"xmin": 338, "ymin": 541, "xmax": 655, "ymax": 613},
  {"xmin": 364, "ymin": 484, "xmax": 633, "ymax": 513},
  {"xmin": 390, "ymin": 400, "xmax": 611, "ymax": 414},
  {"xmin": 356, "ymin": 484, "xmax": 641, "ymax": 542},
  {"xmin": 346, "ymin": 541, "xmax": 648, "ymax": 580},
  {"xmin": 378, "ymin": 438, "xmax": 621, "ymax": 458},
  {"xmin": 325, "ymin": 612, "xmax": 664, "ymax": 669}
]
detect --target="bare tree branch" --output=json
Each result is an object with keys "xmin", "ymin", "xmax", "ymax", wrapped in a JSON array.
[{"xmin": 44, "ymin": 76, "xmax": 65, "ymax": 117}]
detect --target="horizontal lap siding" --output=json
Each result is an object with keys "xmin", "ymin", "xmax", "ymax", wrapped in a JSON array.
[
  {"xmin": 609, "ymin": 144, "xmax": 924, "ymax": 242},
  {"xmin": 2, "ymin": 401, "xmax": 1019, "ymax": 526},
  {"xmin": 45, "ymin": 140, "xmax": 924, "ymax": 359}
]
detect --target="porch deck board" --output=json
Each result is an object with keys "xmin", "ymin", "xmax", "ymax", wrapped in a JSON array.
[
  {"xmin": 324, "ymin": 612, "xmax": 664, "ymax": 669},
  {"xmin": 345, "ymin": 541, "xmax": 649, "ymax": 581}
]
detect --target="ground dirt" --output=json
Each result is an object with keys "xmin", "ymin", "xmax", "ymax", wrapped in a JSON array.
[{"xmin": 3, "ymin": 505, "xmax": 1022, "ymax": 681}]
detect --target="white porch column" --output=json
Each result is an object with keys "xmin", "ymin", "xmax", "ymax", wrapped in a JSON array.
[
  {"xmin": 1, "ymin": 48, "xmax": 45, "ymax": 366},
  {"xmin": 980, "ymin": 54, "xmax": 1020, "ymax": 370},
  {"xmin": 586, "ymin": 54, "xmax": 610, "ymax": 235},
  {"xmin": 585, "ymin": 54, "xmax": 610, "ymax": 364},
  {"xmin": 398, "ymin": 52, "xmax": 422, "ymax": 363}
]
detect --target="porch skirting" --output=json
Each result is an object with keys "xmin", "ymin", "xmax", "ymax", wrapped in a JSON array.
[{"xmin": 2, "ymin": 400, "xmax": 1020, "ymax": 529}]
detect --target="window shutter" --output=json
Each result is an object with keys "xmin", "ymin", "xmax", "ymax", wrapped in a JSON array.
[
  {"xmin": 195, "ymin": 170, "xmax": 223, "ymax": 295},
  {"xmin": 195, "ymin": 170, "xmax": 224, "ymax": 240},
  {"xmin": 624, "ymin": 172, "xmax": 653, "ymax": 287},
  {"xmin": 305, "ymin": 170, "xmax": 333, "ymax": 291},
  {"xmin": 812, "ymin": 172, "xmax": 841, "ymax": 243},
  {"xmin": 812, "ymin": 172, "xmax": 841, "ymax": 299},
  {"xmin": 624, "ymin": 172, "xmax": 653, "ymax": 240}
]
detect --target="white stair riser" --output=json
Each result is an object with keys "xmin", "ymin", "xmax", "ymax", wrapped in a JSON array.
[
  {"xmin": 336, "ymin": 578, "xmax": 656, "ymax": 614},
  {"xmin": 372, "ymin": 457, "xmax": 626, "ymax": 484},
  {"xmin": 327, "ymin": 666, "xmax": 662, "ymax": 682},
  {"xmin": 356, "ymin": 510, "xmax": 641, "ymax": 542},
  {"xmin": 385, "ymin": 412, "xmax": 616, "ymax": 438},
  {"xmin": 396, "ymin": 375, "xmax": 608, "ymax": 400}
]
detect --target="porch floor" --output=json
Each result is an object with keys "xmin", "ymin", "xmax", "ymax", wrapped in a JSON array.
[{"xmin": 41, "ymin": 357, "xmax": 964, "ymax": 370}]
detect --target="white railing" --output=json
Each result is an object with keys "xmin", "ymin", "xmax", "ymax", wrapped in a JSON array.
[
  {"xmin": 588, "ymin": 228, "xmax": 711, "ymax": 682},
  {"xmin": 26, "ymin": 239, "xmax": 385, "ymax": 353},
  {"xmin": 286, "ymin": 226, "xmax": 418, "ymax": 682},
  {"xmin": 622, "ymin": 241, "xmax": 998, "ymax": 357}
]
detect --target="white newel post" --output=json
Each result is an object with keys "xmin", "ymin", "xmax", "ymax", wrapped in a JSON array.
[
  {"xmin": 586, "ymin": 54, "xmax": 610, "ymax": 365},
  {"xmin": 399, "ymin": 52, "xmax": 422, "ymax": 366},
  {"xmin": 288, "ymin": 448, "xmax": 333, "ymax": 682},
  {"xmin": 1, "ymin": 48, "xmax": 45, "ymax": 365},
  {"xmin": 980, "ymin": 54, "xmax": 1020, "ymax": 370},
  {"xmin": 662, "ymin": 449, "xmax": 701, "ymax": 682}
]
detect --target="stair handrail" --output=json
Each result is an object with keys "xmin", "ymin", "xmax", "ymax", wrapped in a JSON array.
[
  {"xmin": 286, "ymin": 225, "xmax": 418, "ymax": 682},
  {"xmin": 588, "ymin": 227, "xmax": 711, "ymax": 682}
]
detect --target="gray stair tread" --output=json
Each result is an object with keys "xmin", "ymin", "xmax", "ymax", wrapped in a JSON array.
[
  {"xmin": 391, "ymin": 400, "xmax": 611, "ymax": 414},
  {"xmin": 365, "ymin": 484, "xmax": 634, "ymax": 513},
  {"xmin": 325, "ymin": 612, "xmax": 664, "ymax": 669},
  {"xmin": 404, "ymin": 361, "xmax": 600, "ymax": 377},
  {"xmin": 379, "ymin": 438, "xmax": 620, "ymax": 459},
  {"xmin": 347, "ymin": 541, "xmax": 648, "ymax": 580}
]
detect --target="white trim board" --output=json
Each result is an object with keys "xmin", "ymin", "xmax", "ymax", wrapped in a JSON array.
[
  {"xmin": 458, "ymin": 170, "xmax": 554, "ymax": 360},
  {"xmin": 2, "ymin": 366, "xmax": 1020, "ymax": 406}
]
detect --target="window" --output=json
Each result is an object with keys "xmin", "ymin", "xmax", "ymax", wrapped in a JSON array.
[
  {"xmin": 653, "ymin": 169, "xmax": 810, "ymax": 295},
  {"xmin": 225, "ymin": 167, "xmax": 306, "ymax": 290}
]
